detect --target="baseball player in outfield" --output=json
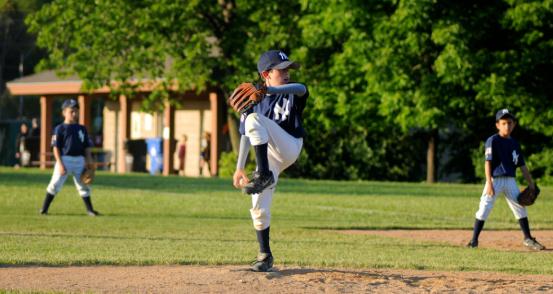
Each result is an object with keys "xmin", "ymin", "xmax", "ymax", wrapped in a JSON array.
[
  {"xmin": 467, "ymin": 109, "xmax": 544, "ymax": 250},
  {"xmin": 233, "ymin": 50, "xmax": 308, "ymax": 272},
  {"xmin": 40, "ymin": 99, "xmax": 99, "ymax": 216}
]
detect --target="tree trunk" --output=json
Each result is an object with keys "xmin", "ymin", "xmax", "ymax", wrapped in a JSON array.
[
  {"xmin": 426, "ymin": 130, "xmax": 437, "ymax": 183},
  {"xmin": 227, "ymin": 113, "xmax": 240, "ymax": 154}
]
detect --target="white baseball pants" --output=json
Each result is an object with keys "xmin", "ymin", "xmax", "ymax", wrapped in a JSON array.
[
  {"xmin": 475, "ymin": 176, "xmax": 527, "ymax": 220},
  {"xmin": 46, "ymin": 155, "xmax": 91, "ymax": 197},
  {"xmin": 245, "ymin": 113, "xmax": 303, "ymax": 230}
]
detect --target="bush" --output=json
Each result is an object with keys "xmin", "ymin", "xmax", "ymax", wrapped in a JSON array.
[
  {"xmin": 526, "ymin": 148, "xmax": 553, "ymax": 185},
  {"xmin": 218, "ymin": 151, "xmax": 256, "ymax": 177}
]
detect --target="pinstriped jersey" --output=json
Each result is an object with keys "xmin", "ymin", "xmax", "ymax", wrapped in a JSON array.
[
  {"xmin": 51, "ymin": 123, "xmax": 93, "ymax": 156},
  {"xmin": 485, "ymin": 134, "xmax": 525, "ymax": 177},
  {"xmin": 239, "ymin": 86, "xmax": 309, "ymax": 138}
]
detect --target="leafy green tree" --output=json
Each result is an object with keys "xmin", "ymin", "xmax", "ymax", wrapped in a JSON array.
[
  {"xmin": 27, "ymin": 0, "xmax": 302, "ymax": 103},
  {"xmin": 286, "ymin": 0, "xmax": 429, "ymax": 181},
  {"xmin": 27, "ymin": 0, "xmax": 553, "ymax": 183},
  {"xmin": 0, "ymin": 0, "xmax": 48, "ymax": 119}
]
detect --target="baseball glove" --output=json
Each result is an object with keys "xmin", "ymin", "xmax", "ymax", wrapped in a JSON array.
[
  {"xmin": 80, "ymin": 163, "xmax": 96, "ymax": 185},
  {"xmin": 518, "ymin": 184, "xmax": 540, "ymax": 206},
  {"xmin": 227, "ymin": 83, "xmax": 267, "ymax": 114}
]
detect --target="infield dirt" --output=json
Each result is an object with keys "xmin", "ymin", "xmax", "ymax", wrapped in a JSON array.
[
  {"xmin": 2, "ymin": 230, "xmax": 553, "ymax": 293},
  {"xmin": 2, "ymin": 264, "xmax": 553, "ymax": 293}
]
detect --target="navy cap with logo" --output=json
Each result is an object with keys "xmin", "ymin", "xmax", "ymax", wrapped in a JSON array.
[
  {"xmin": 495, "ymin": 108, "xmax": 515, "ymax": 121},
  {"xmin": 257, "ymin": 50, "xmax": 300, "ymax": 73},
  {"xmin": 61, "ymin": 99, "xmax": 79, "ymax": 110}
]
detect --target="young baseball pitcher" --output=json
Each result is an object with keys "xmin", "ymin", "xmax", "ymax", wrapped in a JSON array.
[
  {"xmin": 229, "ymin": 50, "xmax": 308, "ymax": 272},
  {"xmin": 467, "ymin": 109, "xmax": 544, "ymax": 250},
  {"xmin": 40, "ymin": 99, "xmax": 99, "ymax": 216}
]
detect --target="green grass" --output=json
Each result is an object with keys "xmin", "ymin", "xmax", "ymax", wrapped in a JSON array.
[{"xmin": 1, "ymin": 167, "xmax": 552, "ymax": 274}]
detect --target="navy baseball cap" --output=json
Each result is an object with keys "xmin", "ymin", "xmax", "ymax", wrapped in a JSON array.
[
  {"xmin": 495, "ymin": 108, "xmax": 515, "ymax": 121},
  {"xmin": 61, "ymin": 99, "xmax": 79, "ymax": 110},
  {"xmin": 257, "ymin": 50, "xmax": 300, "ymax": 73}
]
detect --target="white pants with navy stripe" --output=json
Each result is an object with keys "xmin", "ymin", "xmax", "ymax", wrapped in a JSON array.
[
  {"xmin": 245, "ymin": 113, "xmax": 303, "ymax": 230},
  {"xmin": 46, "ymin": 155, "xmax": 91, "ymax": 197},
  {"xmin": 475, "ymin": 176, "xmax": 527, "ymax": 221}
]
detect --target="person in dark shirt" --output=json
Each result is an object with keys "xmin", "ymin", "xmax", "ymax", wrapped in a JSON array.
[
  {"xmin": 199, "ymin": 132, "xmax": 211, "ymax": 176},
  {"xmin": 177, "ymin": 134, "xmax": 187, "ymax": 176},
  {"xmin": 40, "ymin": 99, "xmax": 99, "ymax": 216},
  {"xmin": 467, "ymin": 109, "xmax": 544, "ymax": 250},
  {"xmin": 15, "ymin": 123, "xmax": 30, "ymax": 168}
]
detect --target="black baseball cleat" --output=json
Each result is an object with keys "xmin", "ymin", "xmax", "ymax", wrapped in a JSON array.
[
  {"xmin": 242, "ymin": 171, "xmax": 274, "ymax": 195},
  {"xmin": 87, "ymin": 210, "xmax": 100, "ymax": 217},
  {"xmin": 523, "ymin": 237, "xmax": 545, "ymax": 250},
  {"xmin": 251, "ymin": 252, "xmax": 273, "ymax": 272},
  {"xmin": 39, "ymin": 209, "xmax": 48, "ymax": 215},
  {"xmin": 466, "ymin": 240, "xmax": 478, "ymax": 248}
]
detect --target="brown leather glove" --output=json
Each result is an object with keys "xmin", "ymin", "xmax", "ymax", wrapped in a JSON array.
[{"xmin": 227, "ymin": 83, "xmax": 267, "ymax": 114}]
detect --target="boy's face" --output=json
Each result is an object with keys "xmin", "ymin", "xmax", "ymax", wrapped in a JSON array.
[
  {"xmin": 496, "ymin": 118, "xmax": 515, "ymax": 137},
  {"xmin": 63, "ymin": 107, "xmax": 79, "ymax": 123},
  {"xmin": 263, "ymin": 68, "xmax": 289, "ymax": 86}
]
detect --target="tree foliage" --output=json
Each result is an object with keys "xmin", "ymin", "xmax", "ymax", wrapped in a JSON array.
[
  {"xmin": 27, "ymin": 0, "xmax": 304, "ymax": 109},
  {"xmin": 27, "ymin": 0, "xmax": 553, "ymax": 182},
  {"xmin": 0, "ymin": 0, "xmax": 48, "ymax": 119}
]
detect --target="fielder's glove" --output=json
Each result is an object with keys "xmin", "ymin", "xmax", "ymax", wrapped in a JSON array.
[
  {"xmin": 518, "ymin": 184, "xmax": 540, "ymax": 206},
  {"xmin": 227, "ymin": 82, "xmax": 267, "ymax": 114},
  {"xmin": 80, "ymin": 163, "xmax": 96, "ymax": 185}
]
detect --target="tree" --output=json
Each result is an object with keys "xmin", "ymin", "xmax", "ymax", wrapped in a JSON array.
[
  {"xmin": 27, "ymin": 0, "xmax": 553, "ymax": 183},
  {"xmin": 286, "ymin": 0, "xmax": 428, "ymax": 181},
  {"xmin": 27, "ymin": 0, "xmax": 303, "ymax": 102},
  {"xmin": 0, "ymin": 0, "xmax": 48, "ymax": 119}
]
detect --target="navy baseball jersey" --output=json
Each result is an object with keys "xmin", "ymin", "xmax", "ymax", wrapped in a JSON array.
[
  {"xmin": 51, "ymin": 123, "xmax": 92, "ymax": 156},
  {"xmin": 485, "ymin": 134, "xmax": 525, "ymax": 177},
  {"xmin": 239, "ymin": 86, "xmax": 309, "ymax": 138}
]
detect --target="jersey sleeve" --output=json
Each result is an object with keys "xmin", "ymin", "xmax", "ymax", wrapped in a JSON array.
[
  {"xmin": 51, "ymin": 125, "xmax": 63, "ymax": 149},
  {"xmin": 83, "ymin": 127, "xmax": 93, "ymax": 149},
  {"xmin": 295, "ymin": 85, "xmax": 309, "ymax": 113},
  {"xmin": 516, "ymin": 142, "xmax": 526, "ymax": 167},
  {"xmin": 484, "ymin": 137, "xmax": 493, "ymax": 161},
  {"xmin": 238, "ymin": 112, "xmax": 248, "ymax": 136}
]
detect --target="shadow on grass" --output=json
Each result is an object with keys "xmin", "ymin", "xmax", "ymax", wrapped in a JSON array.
[
  {"xmin": 0, "ymin": 231, "xmax": 252, "ymax": 243},
  {"xmin": 307, "ymin": 226, "xmax": 553, "ymax": 231},
  {"xmin": 1, "ymin": 168, "xmax": 481, "ymax": 198},
  {"xmin": 40, "ymin": 212, "xmax": 248, "ymax": 221}
]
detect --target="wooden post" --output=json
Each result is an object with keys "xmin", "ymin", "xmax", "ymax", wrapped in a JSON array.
[
  {"xmin": 78, "ymin": 94, "xmax": 91, "ymax": 131},
  {"xmin": 117, "ymin": 95, "xmax": 130, "ymax": 173},
  {"xmin": 209, "ymin": 91, "xmax": 219, "ymax": 176},
  {"xmin": 162, "ymin": 100, "xmax": 175, "ymax": 176},
  {"xmin": 39, "ymin": 96, "xmax": 53, "ymax": 169}
]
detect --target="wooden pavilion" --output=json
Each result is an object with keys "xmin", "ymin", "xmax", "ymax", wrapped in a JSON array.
[{"xmin": 6, "ymin": 70, "xmax": 224, "ymax": 176}]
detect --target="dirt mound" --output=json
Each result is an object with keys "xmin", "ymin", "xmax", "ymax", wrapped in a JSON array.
[
  {"xmin": 339, "ymin": 229, "xmax": 553, "ymax": 251},
  {"xmin": 2, "ymin": 265, "xmax": 553, "ymax": 293}
]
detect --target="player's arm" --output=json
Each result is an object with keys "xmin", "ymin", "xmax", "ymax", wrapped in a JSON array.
[
  {"xmin": 85, "ymin": 147, "xmax": 94, "ymax": 169},
  {"xmin": 51, "ymin": 128, "xmax": 66, "ymax": 175},
  {"xmin": 266, "ymin": 83, "xmax": 307, "ymax": 96},
  {"xmin": 484, "ymin": 160, "xmax": 494, "ymax": 197},
  {"xmin": 233, "ymin": 135, "xmax": 251, "ymax": 189},
  {"xmin": 484, "ymin": 138, "xmax": 494, "ymax": 197},
  {"xmin": 516, "ymin": 144, "xmax": 534, "ymax": 190},
  {"xmin": 520, "ymin": 165, "xmax": 535, "ymax": 190},
  {"xmin": 52, "ymin": 146, "xmax": 66, "ymax": 175},
  {"xmin": 83, "ymin": 127, "xmax": 94, "ymax": 169}
]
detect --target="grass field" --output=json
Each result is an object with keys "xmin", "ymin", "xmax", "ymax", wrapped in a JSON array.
[{"xmin": 1, "ymin": 167, "xmax": 552, "ymax": 274}]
